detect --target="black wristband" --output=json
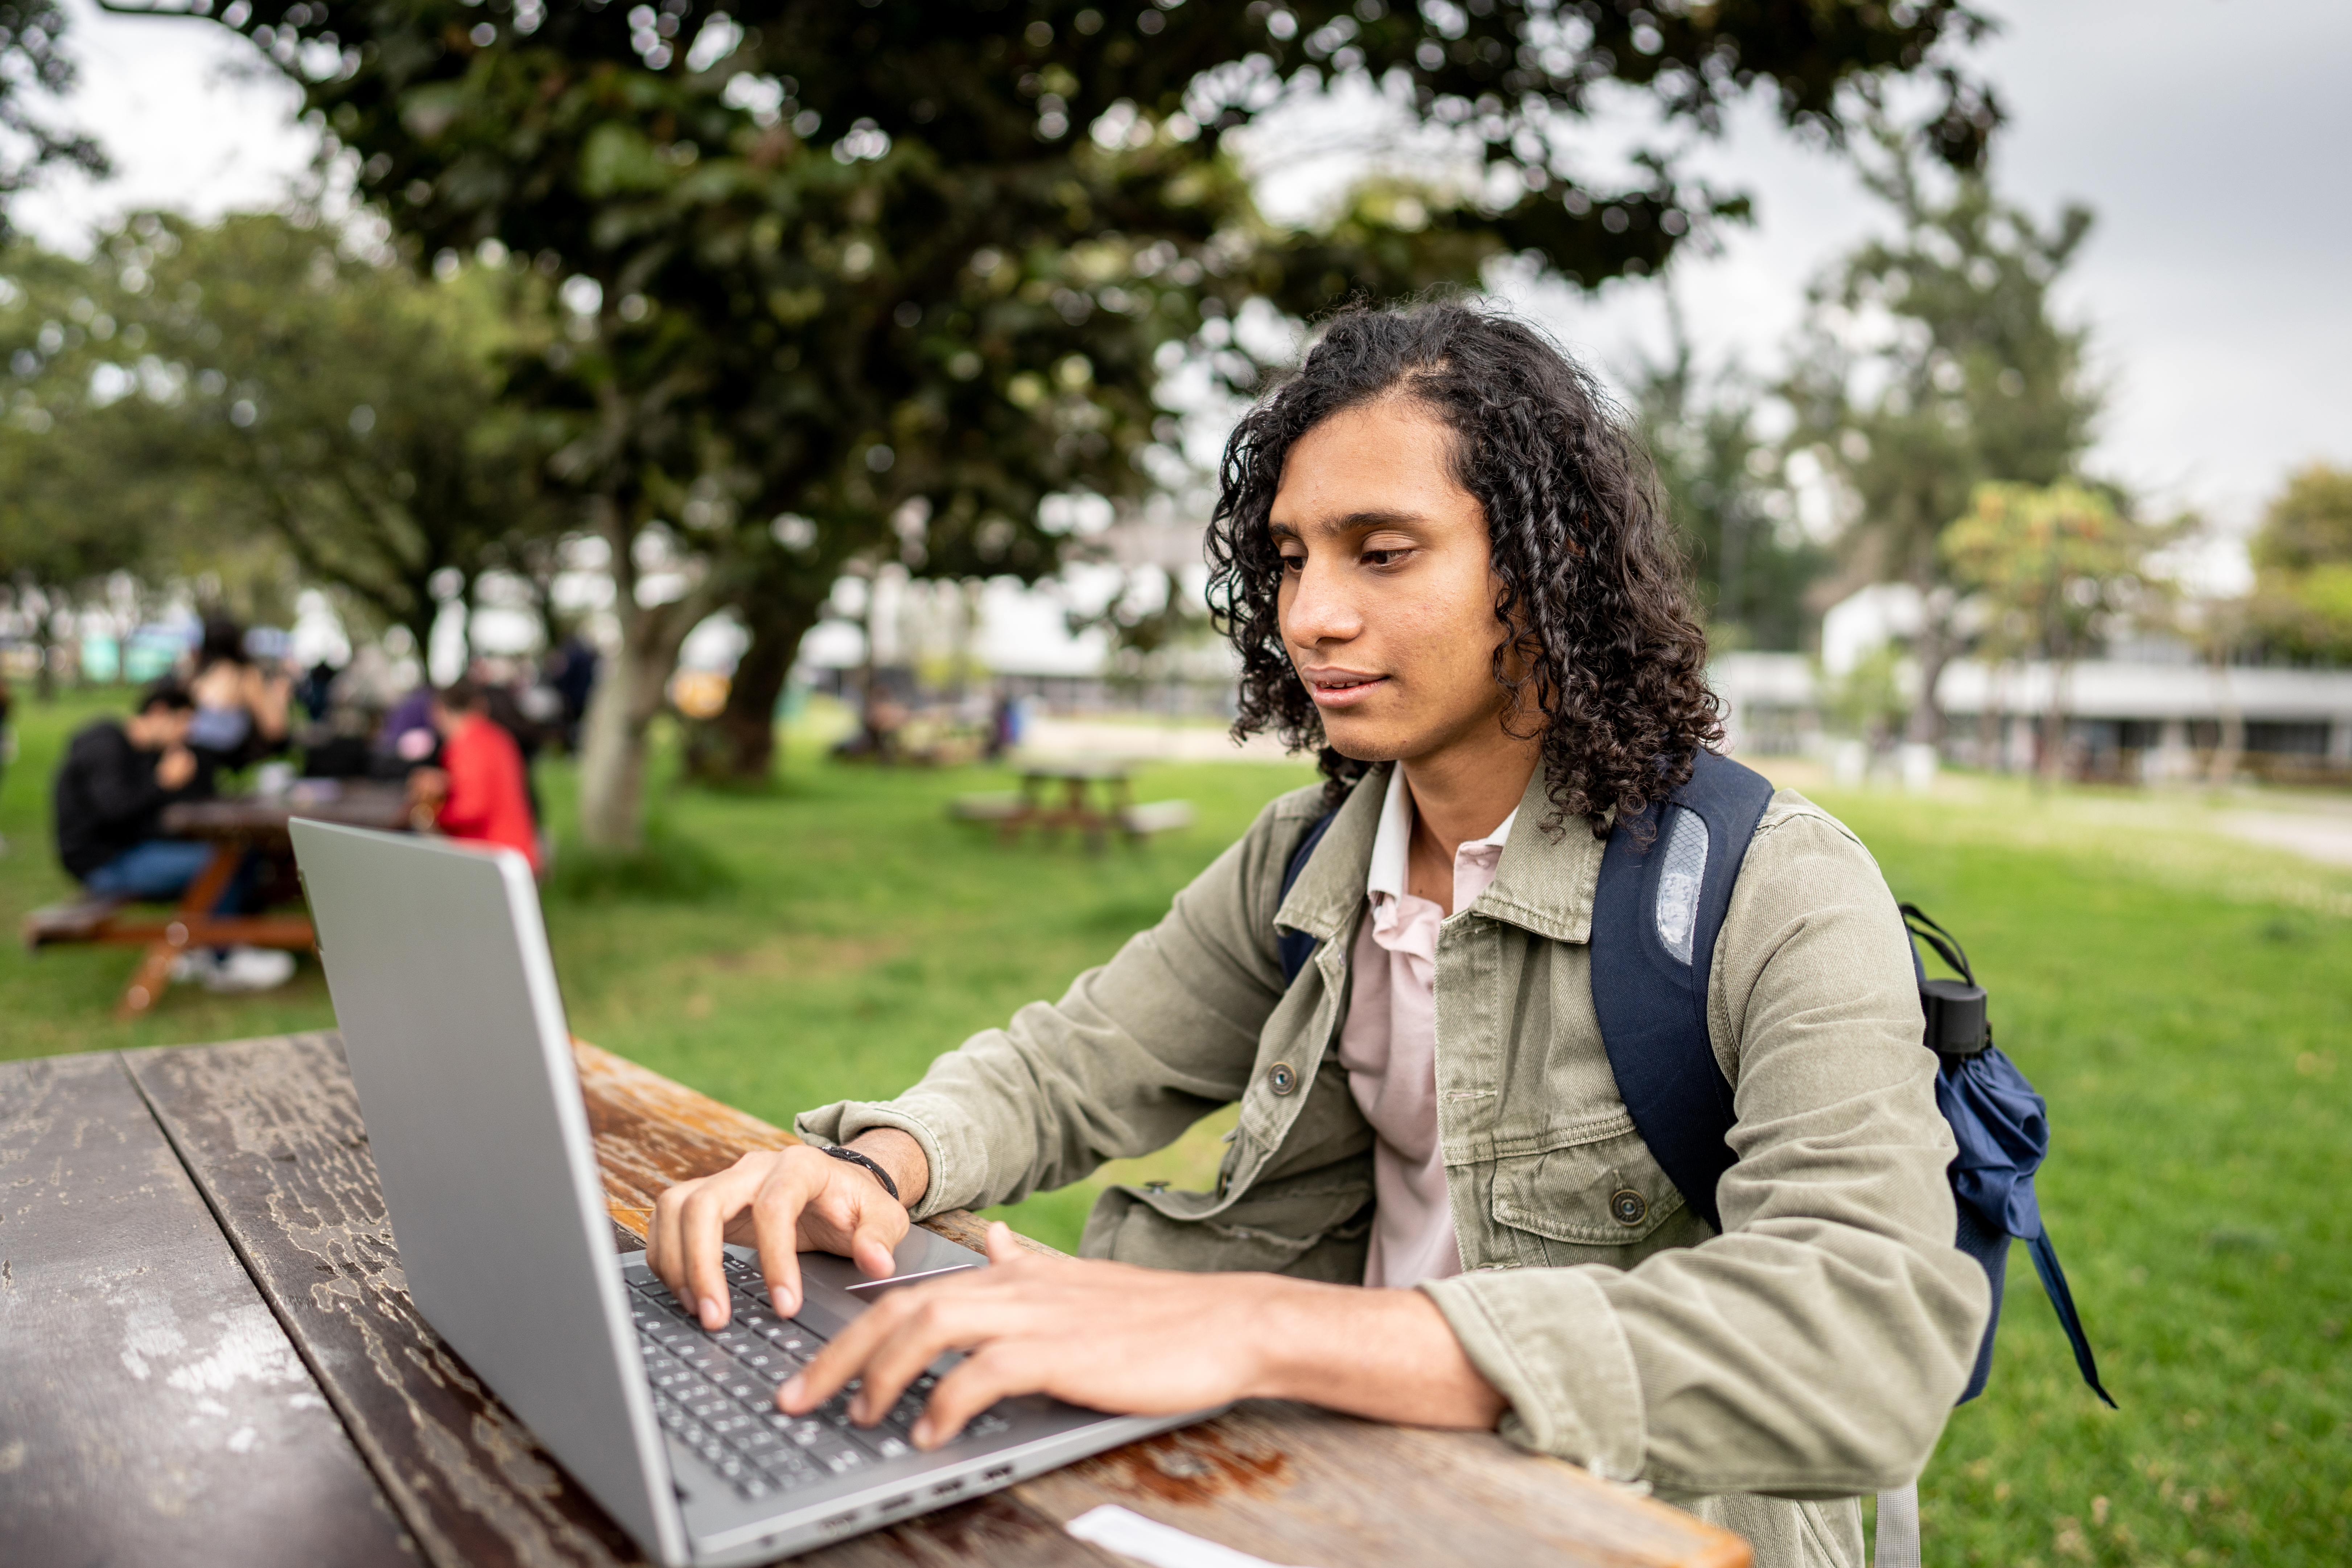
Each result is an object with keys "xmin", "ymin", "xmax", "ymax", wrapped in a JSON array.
[{"xmin": 819, "ymin": 1143, "xmax": 901, "ymax": 1203}]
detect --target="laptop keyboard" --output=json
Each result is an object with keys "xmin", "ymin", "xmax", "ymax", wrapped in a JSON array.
[{"xmin": 627, "ymin": 1254, "xmax": 1012, "ymax": 1502}]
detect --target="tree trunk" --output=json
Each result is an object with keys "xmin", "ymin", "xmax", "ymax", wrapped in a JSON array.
[
  {"xmin": 2039, "ymin": 657, "xmax": 2074, "ymax": 787},
  {"xmin": 1904, "ymin": 585, "xmax": 1960, "ymax": 746},
  {"xmin": 1976, "ymin": 661, "xmax": 2005, "ymax": 771},
  {"xmin": 576, "ymin": 608, "xmax": 699, "ymax": 850},
  {"xmin": 574, "ymin": 573, "xmax": 709, "ymax": 850},
  {"xmin": 686, "ymin": 594, "xmax": 818, "ymax": 785},
  {"xmin": 576, "ymin": 637, "xmax": 655, "ymax": 850},
  {"xmin": 401, "ymin": 590, "xmax": 438, "ymax": 684},
  {"xmin": 2208, "ymin": 659, "xmax": 2243, "ymax": 787},
  {"xmin": 1906, "ymin": 619, "xmax": 1949, "ymax": 746}
]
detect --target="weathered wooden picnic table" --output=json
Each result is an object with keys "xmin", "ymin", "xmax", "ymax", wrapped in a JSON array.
[
  {"xmin": 0, "ymin": 1032, "xmax": 1748, "ymax": 1568},
  {"xmin": 20, "ymin": 784, "xmax": 413, "ymax": 1016}
]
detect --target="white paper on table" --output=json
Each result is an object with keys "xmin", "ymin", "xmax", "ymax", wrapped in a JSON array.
[{"xmin": 1063, "ymin": 1503, "xmax": 1316, "ymax": 1568}]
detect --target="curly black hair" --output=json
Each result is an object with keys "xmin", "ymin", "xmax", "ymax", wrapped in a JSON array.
[{"xmin": 1205, "ymin": 299, "xmax": 1722, "ymax": 838}]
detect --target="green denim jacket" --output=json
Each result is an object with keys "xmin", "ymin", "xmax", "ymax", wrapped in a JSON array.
[{"xmin": 800, "ymin": 763, "xmax": 1991, "ymax": 1568}]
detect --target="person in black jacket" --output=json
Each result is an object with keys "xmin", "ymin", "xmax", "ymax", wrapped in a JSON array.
[
  {"xmin": 54, "ymin": 682, "xmax": 215, "ymax": 896},
  {"xmin": 53, "ymin": 681, "xmax": 294, "ymax": 992}
]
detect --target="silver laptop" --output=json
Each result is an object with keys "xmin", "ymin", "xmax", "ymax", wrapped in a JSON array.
[{"xmin": 290, "ymin": 820, "xmax": 1203, "ymax": 1566}]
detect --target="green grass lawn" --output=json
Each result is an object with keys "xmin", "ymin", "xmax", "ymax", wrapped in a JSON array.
[{"xmin": 3, "ymin": 687, "xmax": 2345, "ymax": 1566}]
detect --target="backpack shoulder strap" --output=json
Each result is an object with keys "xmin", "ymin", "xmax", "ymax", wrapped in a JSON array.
[
  {"xmin": 1276, "ymin": 807, "xmax": 1341, "ymax": 988},
  {"xmin": 1590, "ymin": 748, "xmax": 1778, "ymax": 1234}
]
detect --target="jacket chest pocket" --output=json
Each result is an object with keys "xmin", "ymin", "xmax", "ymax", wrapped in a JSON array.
[{"xmin": 1484, "ymin": 1115, "xmax": 1687, "ymax": 1265}]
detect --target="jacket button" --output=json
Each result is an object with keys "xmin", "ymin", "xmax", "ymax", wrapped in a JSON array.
[
  {"xmin": 1266, "ymin": 1062, "xmax": 1299, "ymax": 1096},
  {"xmin": 1610, "ymin": 1188, "xmax": 1648, "ymax": 1226}
]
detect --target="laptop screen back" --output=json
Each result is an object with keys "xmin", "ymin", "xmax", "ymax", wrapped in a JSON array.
[{"xmin": 291, "ymin": 820, "xmax": 685, "ymax": 1565}]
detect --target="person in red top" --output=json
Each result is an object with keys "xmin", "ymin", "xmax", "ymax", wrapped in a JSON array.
[{"xmin": 408, "ymin": 680, "xmax": 541, "ymax": 873}]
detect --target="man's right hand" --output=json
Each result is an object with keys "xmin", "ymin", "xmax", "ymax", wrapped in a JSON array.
[
  {"xmin": 644, "ymin": 1130, "xmax": 928, "ymax": 1330},
  {"xmin": 157, "ymin": 745, "xmax": 197, "ymax": 790}
]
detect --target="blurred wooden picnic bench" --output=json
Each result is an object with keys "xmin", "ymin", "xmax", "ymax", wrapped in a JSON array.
[
  {"xmin": 20, "ymin": 783, "xmax": 412, "ymax": 1016},
  {"xmin": 0, "ymin": 1031, "xmax": 1748, "ymax": 1568},
  {"xmin": 951, "ymin": 756, "xmax": 1194, "ymax": 850}
]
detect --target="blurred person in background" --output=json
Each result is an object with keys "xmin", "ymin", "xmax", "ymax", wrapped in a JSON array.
[
  {"xmin": 470, "ymin": 656, "xmax": 552, "ymax": 830},
  {"xmin": 184, "ymin": 616, "xmax": 293, "ymax": 773},
  {"xmin": 0, "ymin": 671, "xmax": 14, "ymax": 855},
  {"xmin": 375, "ymin": 683, "xmax": 442, "ymax": 778},
  {"xmin": 986, "ymin": 686, "xmax": 1024, "ymax": 762},
  {"xmin": 50, "ymin": 680, "xmax": 292, "ymax": 992},
  {"xmin": 296, "ymin": 659, "xmax": 341, "ymax": 723},
  {"xmin": 407, "ymin": 679, "xmax": 541, "ymax": 874},
  {"xmin": 545, "ymin": 631, "xmax": 600, "ymax": 753}
]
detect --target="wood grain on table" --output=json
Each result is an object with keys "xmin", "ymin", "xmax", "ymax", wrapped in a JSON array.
[
  {"xmin": 0, "ymin": 1051, "xmax": 415, "ymax": 1567},
  {"xmin": 126, "ymin": 1033, "xmax": 649, "ymax": 1568},
  {"xmin": 108, "ymin": 1033, "xmax": 1747, "ymax": 1568}
]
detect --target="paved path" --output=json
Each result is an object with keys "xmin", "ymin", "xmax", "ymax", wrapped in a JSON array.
[
  {"xmin": 1023, "ymin": 717, "xmax": 1299, "ymax": 764},
  {"xmin": 2217, "ymin": 810, "xmax": 2352, "ymax": 868}
]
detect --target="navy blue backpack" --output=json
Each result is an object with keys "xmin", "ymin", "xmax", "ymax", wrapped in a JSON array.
[{"xmin": 1276, "ymin": 749, "xmax": 2113, "ymax": 1412}]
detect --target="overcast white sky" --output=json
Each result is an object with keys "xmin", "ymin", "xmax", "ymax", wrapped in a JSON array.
[{"xmin": 16, "ymin": 0, "xmax": 2349, "ymax": 549}]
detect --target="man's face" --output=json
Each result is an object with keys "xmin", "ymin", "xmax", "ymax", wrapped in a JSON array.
[
  {"xmin": 1270, "ymin": 397, "xmax": 1511, "ymax": 765},
  {"xmin": 131, "ymin": 705, "xmax": 193, "ymax": 750}
]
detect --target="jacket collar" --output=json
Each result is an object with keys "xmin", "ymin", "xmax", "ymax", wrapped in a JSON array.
[
  {"xmin": 1469, "ymin": 766, "xmax": 1604, "ymax": 944},
  {"xmin": 1273, "ymin": 761, "xmax": 1603, "ymax": 948},
  {"xmin": 1272, "ymin": 764, "xmax": 1389, "ymax": 947}
]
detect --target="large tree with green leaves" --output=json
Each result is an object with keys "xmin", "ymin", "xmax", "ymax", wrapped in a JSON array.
[
  {"xmin": 1781, "ymin": 119, "xmax": 2097, "ymax": 738},
  {"xmin": 1631, "ymin": 309, "xmax": 1825, "ymax": 652},
  {"xmin": 2, "ymin": 241, "xmax": 182, "ymax": 692},
  {"xmin": 2244, "ymin": 464, "xmax": 2352, "ymax": 663},
  {"xmin": 5, "ymin": 212, "xmax": 572, "ymax": 659},
  {"xmin": 1, "ymin": 0, "xmax": 107, "ymax": 239},
  {"xmin": 110, "ymin": 0, "xmax": 2001, "ymax": 846},
  {"xmin": 1942, "ymin": 480, "xmax": 2165, "ymax": 781}
]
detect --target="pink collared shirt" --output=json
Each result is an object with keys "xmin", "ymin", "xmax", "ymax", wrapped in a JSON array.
[{"xmin": 1336, "ymin": 766, "xmax": 1515, "ymax": 1289}]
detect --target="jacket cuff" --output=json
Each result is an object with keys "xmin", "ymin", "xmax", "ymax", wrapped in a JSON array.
[
  {"xmin": 1419, "ymin": 1268, "xmax": 1649, "ymax": 1482},
  {"xmin": 792, "ymin": 1101, "xmax": 962, "ymax": 1222}
]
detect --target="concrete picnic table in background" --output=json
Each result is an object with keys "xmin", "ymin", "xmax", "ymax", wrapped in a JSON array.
[
  {"xmin": 951, "ymin": 756, "xmax": 1195, "ymax": 850},
  {"xmin": 0, "ymin": 1032, "xmax": 1749, "ymax": 1568}
]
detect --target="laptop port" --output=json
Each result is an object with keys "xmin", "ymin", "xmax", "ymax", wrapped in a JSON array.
[
  {"xmin": 982, "ymin": 1464, "xmax": 1016, "ymax": 1482},
  {"xmin": 931, "ymin": 1479, "xmax": 965, "ymax": 1497},
  {"xmin": 819, "ymin": 1512, "xmax": 860, "ymax": 1533},
  {"xmin": 879, "ymin": 1495, "xmax": 914, "ymax": 1513}
]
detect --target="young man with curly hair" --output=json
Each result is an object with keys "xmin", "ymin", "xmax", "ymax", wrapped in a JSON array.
[{"xmin": 647, "ymin": 303, "xmax": 1989, "ymax": 1567}]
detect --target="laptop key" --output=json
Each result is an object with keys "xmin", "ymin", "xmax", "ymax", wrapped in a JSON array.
[
  {"xmin": 754, "ymin": 1439, "xmax": 816, "ymax": 1468},
  {"xmin": 804, "ymin": 1435, "xmax": 870, "ymax": 1475}
]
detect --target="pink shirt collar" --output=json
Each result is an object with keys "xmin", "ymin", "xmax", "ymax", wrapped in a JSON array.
[{"xmin": 1365, "ymin": 764, "xmax": 1517, "ymax": 909}]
